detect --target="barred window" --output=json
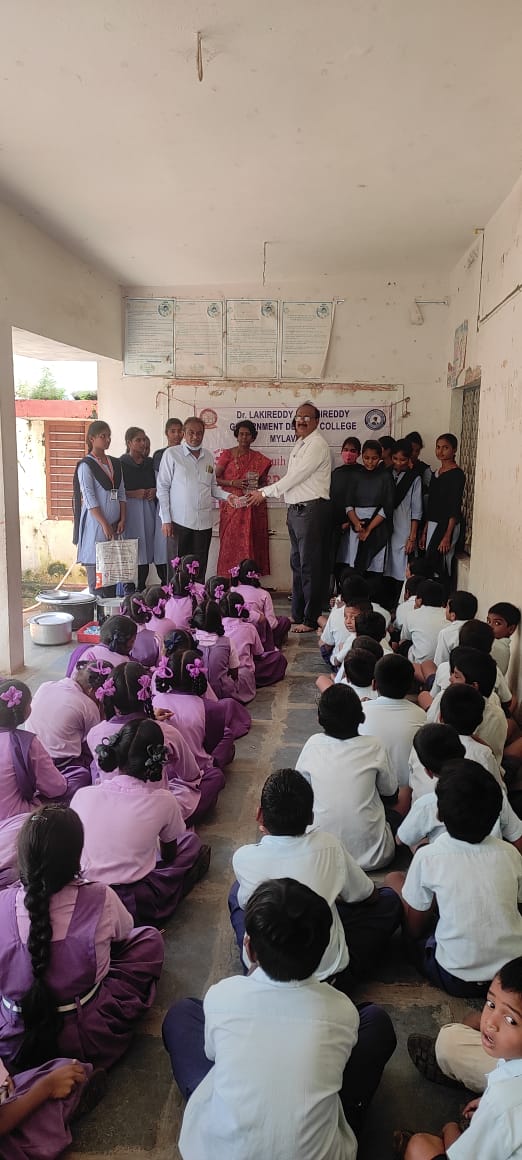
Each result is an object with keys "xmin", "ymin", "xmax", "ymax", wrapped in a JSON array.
[
  {"xmin": 44, "ymin": 421, "xmax": 89, "ymax": 520},
  {"xmin": 459, "ymin": 383, "xmax": 481, "ymax": 554}
]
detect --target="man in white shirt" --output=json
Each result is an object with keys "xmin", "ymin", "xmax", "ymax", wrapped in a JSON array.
[
  {"xmin": 157, "ymin": 415, "xmax": 231, "ymax": 577},
  {"xmin": 248, "ymin": 402, "xmax": 331, "ymax": 632},
  {"xmin": 358, "ymin": 655, "xmax": 425, "ymax": 787},
  {"xmin": 162, "ymin": 878, "xmax": 396, "ymax": 1159},
  {"xmin": 229, "ymin": 768, "xmax": 401, "ymax": 982}
]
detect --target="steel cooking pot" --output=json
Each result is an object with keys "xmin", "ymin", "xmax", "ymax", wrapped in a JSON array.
[{"xmin": 29, "ymin": 612, "xmax": 74, "ymax": 646}]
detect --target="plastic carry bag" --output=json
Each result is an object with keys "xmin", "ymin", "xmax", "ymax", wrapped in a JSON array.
[{"xmin": 95, "ymin": 537, "xmax": 138, "ymax": 590}]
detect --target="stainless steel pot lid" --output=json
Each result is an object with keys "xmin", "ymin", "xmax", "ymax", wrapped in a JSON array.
[
  {"xmin": 37, "ymin": 591, "xmax": 94, "ymax": 604},
  {"xmin": 30, "ymin": 612, "xmax": 74, "ymax": 625}
]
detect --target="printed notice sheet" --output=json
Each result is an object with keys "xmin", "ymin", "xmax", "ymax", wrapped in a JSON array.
[
  {"xmin": 124, "ymin": 299, "xmax": 174, "ymax": 376},
  {"xmin": 281, "ymin": 301, "xmax": 334, "ymax": 379},
  {"xmin": 174, "ymin": 300, "xmax": 224, "ymax": 378},
  {"xmin": 226, "ymin": 300, "xmax": 278, "ymax": 379}
]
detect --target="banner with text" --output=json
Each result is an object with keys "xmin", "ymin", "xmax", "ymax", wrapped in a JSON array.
[{"xmin": 198, "ymin": 403, "xmax": 391, "ymax": 504}]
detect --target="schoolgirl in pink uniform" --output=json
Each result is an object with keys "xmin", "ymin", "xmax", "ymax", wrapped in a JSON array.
[
  {"xmin": 0, "ymin": 681, "xmax": 68, "ymax": 887},
  {"xmin": 72, "ymin": 719, "xmax": 209, "ymax": 925},
  {"xmin": 152, "ymin": 650, "xmax": 231, "ymax": 789},
  {"xmin": 141, "ymin": 586, "xmax": 177, "ymax": 641},
  {"xmin": 85, "ymin": 661, "xmax": 216, "ymax": 823},
  {"xmin": 120, "ymin": 593, "xmax": 160, "ymax": 669},
  {"xmin": 0, "ymin": 1053, "xmax": 102, "ymax": 1160},
  {"xmin": 162, "ymin": 632, "xmax": 251, "ymax": 759},
  {"xmin": 219, "ymin": 590, "xmax": 287, "ymax": 692},
  {"xmin": 230, "ymin": 558, "xmax": 291, "ymax": 649},
  {"xmin": 0, "ymin": 806, "xmax": 163, "ymax": 1071},
  {"xmin": 25, "ymin": 663, "xmax": 112, "ymax": 801},
  {"xmin": 75, "ymin": 614, "xmax": 137, "ymax": 670},
  {"xmin": 190, "ymin": 599, "xmax": 240, "ymax": 700},
  {"xmin": 162, "ymin": 560, "xmax": 199, "ymax": 629}
]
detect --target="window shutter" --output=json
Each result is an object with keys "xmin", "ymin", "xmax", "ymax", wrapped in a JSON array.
[{"xmin": 44, "ymin": 421, "xmax": 89, "ymax": 520}]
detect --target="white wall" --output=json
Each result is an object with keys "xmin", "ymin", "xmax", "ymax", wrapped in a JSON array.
[
  {"xmin": 16, "ymin": 419, "xmax": 77, "ymax": 573},
  {"xmin": 448, "ymin": 175, "xmax": 522, "ymax": 694}
]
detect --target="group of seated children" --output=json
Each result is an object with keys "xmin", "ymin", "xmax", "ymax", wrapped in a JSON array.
[{"xmin": 0, "ymin": 554, "xmax": 290, "ymax": 1158}]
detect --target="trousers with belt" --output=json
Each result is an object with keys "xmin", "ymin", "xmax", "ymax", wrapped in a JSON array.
[{"xmin": 287, "ymin": 499, "xmax": 330, "ymax": 627}]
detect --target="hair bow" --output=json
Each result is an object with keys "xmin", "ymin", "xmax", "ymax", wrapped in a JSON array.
[
  {"xmin": 214, "ymin": 584, "xmax": 225, "ymax": 601},
  {"xmin": 0, "ymin": 686, "xmax": 22, "ymax": 709},
  {"xmin": 144, "ymin": 743, "xmax": 169, "ymax": 772},
  {"xmin": 187, "ymin": 657, "xmax": 206, "ymax": 680},
  {"xmin": 153, "ymin": 599, "xmax": 166, "ymax": 616},
  {"xmin": 229, "ymin": 565, "xmax": 240, "ymax": 577},
  {"xmin": 186, "ymin": 560, "xmax": 200, "ymax": 576},
  {"xmin": 246, "ymin": 570, "xmax": 260, "ymax": 580},
  {"xmin": 154, "ymin": 657, "xmax": 173, "ymax": 679},
  {"xmin": 95, "ymin": 677, "xmax": 116, "ymax": 702},
  {"xmin": 170, "ymin": 556, "xmax": 181, "ymax": 570},
  {"xmin": 89, "ymin": 660, "xmax": 113, "ymax": 676},
  {"xmin": 133, "ymin": 597, "xmax": 149, "ymax": 614},
  {"xmin": 186, "ymin": 581, "xmax": 199, "ymax": 597},
  {"xmin": 161, "ymin": 584, "xmax": 174, "ymax": 598},
  {"xmin": 137, "ymin": 674, "xmax": 152, "ymax": 702}
]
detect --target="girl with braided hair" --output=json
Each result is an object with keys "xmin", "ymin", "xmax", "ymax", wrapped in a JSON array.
[
  {"xmin": 85, "ymin": 661, "xmax": 207, "ymax": 822},
  {"xmin": 119, "ymin": 592, "xmax": 160, "ymax": 669},
  {"xmin": 77, "ymin": 615, "xmax": 137, "ymax": 669},
  {"xmin": 231, "ymin": 558, "xmax": 291, "ymax": 649},
  {"xmin": 25, "ymin": 663, "xmax": 114, "ymax": 802},
  {"xmin": 152, "ymin": 651, "xmax": 229, "ymax": 806},
  {"xmin": 162, "ymin": 558, "xmax": 205, "ymax": 628},
  {"xmin": 141, "ymin": 585, "xmax": 177, "ymax": 642},
  {"xmin": 0, "ymin": 805, "xmax": 164, "ymax": 1071},
  {"xmin": 0, "ymin": 680, "xmax": 69, "ymax": 891},
  {"xmin": 189, "ymin": 599, "xmax": 240, "ymax": 701},
  {"xmin": 219, "ymin": 590, "xmax": 288, "ymax": 696},
  {"xmin": 162, "ymin": 633, "xmax": 251, "ymax": 772},
  {"xmin": 71, "ymin": 720, "xmax": 209, "ymax": 925}
]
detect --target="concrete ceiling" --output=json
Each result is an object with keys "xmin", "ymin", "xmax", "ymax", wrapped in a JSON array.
[{"xmin": 1, "ymin": 0, "xmax": 522, "ymax": 286}]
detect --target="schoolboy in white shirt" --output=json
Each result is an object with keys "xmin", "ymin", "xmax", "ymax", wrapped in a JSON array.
[
  {"xmin": 488, "ymin": 601, "xmax": 520, "ymax": 675},
  {"xmin": 414, "ymin": 590, "xmax": 478, "ymax": 686},
  {"xmin": 162, "ymin": 878, "xmax": 397, "ymax": 1159},
  {"xmin": 425, "ymin": 647, "xmax": 507, "ymax": 765},
  {"xmin": 436, "ymin": 684, "xmax": 503, "ymax": 784},
  {"xmin": 229, "ymin": 768, "xmax": 401, "ymax": 983},
  {"xmin": 403, "ymin": 955, "xmax": 522, "ymax": 1159},
  {"xmin": 358, "ymin": 655, "xmax": 426, "ymax": 788},
  {"xmin": 420, "ymin": 620, "xmax": 513, "ymax": 716},
  {"xmin": 340, "ymin": 648, "xmax": 379, "ymax": 701},
  {"xmin": 386, "ymin": 764, "xmax": 522, "ymax": 997},
  {"xmin": 398, "ymin": 757, "xmax": 522, "ymax": 853},
  {"xmin": 407, "ymin": 722, "xmax": 465, "ymax": 804},
  {"xmin": 296, "ymin": 684, "xmax": 401, "ymax": 870},
  {"xmin": 403, "ymin": 580, "xmax": 446, "ymax": 665}
]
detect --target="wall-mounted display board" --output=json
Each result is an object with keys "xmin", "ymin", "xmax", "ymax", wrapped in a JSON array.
[{"xmin": 124, "ymin": 298, "xmax": 335, "ymax": 380}]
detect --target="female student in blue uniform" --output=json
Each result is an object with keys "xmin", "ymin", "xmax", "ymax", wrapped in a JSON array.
[
  {"xmin": 385, "ymin": 439, "xmax": 423, "ymax": 603},
  {"xmin": 73, "ymin": 421, "xmax": 126, "ymax": 596},
  {"xmin": 120, "ymin": 426, "xmax": 156, "ymax": 591}
]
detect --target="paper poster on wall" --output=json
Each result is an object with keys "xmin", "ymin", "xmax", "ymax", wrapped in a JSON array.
[
  {"xmin": 281, "ymin": 301, "xmax": 334, "ymax": 379},
  {"xmin": 196, "ymin": 400, "xmax": 391, "ymax": 506},
  {"xmin": 225, "ymin": 300, "xmax": 278, "ymax": 379},
  {"xmin": 174, "ymin": 300, "xmax": 224, "ymax": 378},
  {"xmin": 124, "ymin": 299, "xmax": 174, "ymax": 376}
]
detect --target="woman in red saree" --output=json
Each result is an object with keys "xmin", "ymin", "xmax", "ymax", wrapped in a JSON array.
[{"xmin": 216, "ymin": 422, "xmax": 271, "ymax": 576}]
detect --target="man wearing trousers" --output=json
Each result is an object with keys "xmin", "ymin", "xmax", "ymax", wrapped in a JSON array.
[
  {"xmin": 248, "ymin": 403, "xmax": 331, "ymax": 632},
  {"xmin": 157, "ymin": 415, "xmax": 232, "ymax": 578}
]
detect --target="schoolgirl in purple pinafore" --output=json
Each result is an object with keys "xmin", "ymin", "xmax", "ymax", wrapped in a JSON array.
[
  {"xmin": 217, "ymin": 590, "xmax": 263, "ymax": 703},
  {"xmin": 161, "ymin": 628, "xmax": 251, "ymax": 762},
  {"xmin": 0, "ymin": 808, "xmax": 163, "ymax": 1072},
  {"xmin": 0, "ymin": 681, "xmax": 68, "ymax": 887},
  {"xmin": 141, "ymin": 585, "xmax": 178, "ymax": 641},
  {"xmin": 71, "ymin": 719, "xmax": 207, "ymax": 926},
  {"xmin": 73, "ymin": 614, "xmax": 137, "ymax": 676},
  {"xmin": 120, "ymin": 593, "xmax": 160, "ymax": 669},
  {"xmin": 24, "ymin": 665, "xmax": 114, "ymax": 801},
  {"xmin": 0, "ymin": 1054, "xmax": 95, "ymax": 1159},
  {"xmin": 230, "ymin": 558, "xmax": 291, "ymax": 649},
  {"xmin": 152, "ymin": 650, "xmax": 231, "ymax": 805},
  {"xmin": 190, "ymin": 599, "xmax": 239, "ymax": 699},
  {"xmin": 84, "ymin": 660, "xmax": 210, "ymax": 823}
]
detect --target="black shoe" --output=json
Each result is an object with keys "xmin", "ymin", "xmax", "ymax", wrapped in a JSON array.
[
  {"xmin": 407, "ymin": 1034, "xmax": 464, "ymax": 1088},
  {"xmin": 182, "ymin": 844, "xmax": 211, "ymax": 897}
]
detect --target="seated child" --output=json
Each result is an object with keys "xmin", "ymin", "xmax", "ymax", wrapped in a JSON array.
[
  {"xmin": 162, "ymin": 878, "xmax": 396, "ymax": 1157},
  {"xmin": 408, "ymin": 722, "xmax": 465, "ymax": 803},
  {"xmin": 417, "ymin": 590, "xmax": 479, "ymax": 684},
  {"xmin": 162, "ymin": 563, "xmax": 199, "ymax": 630},
  {"xmin": 329, "ymin": 599, "xmax": 373, "ymax": 672},
  {"xmin": 340, "ymin": 647, "xmax": 380, "ymax": 700},
  {"xmin": 316, "ymin": 635, "xmax": 383, "ymax": 697},
  {"xmin": 488, "ymin": 600, "xmax": 521, "ymax": 675},
  {"xmin": 385, "ymin": 764, "xmax": 522, "ymax": 997},
  {"xmin": 0, "ymin": 1056, "xmax": 102, "ymax": 1160},
  {"xmin": 425, "ymin": 647, "xmax": 507, "ymax": 764},
  {"xmin": 190, "ymin": 599, "xmax": 240, "ymax": 700},
  {"xmin": 403, "ymin": 580, "xmax": 446, "ymax": 665},
  {"xmin": 162, "ymin": 630, "xmax": 251, "ymax": 748},
  {"xmin": 217, "ymin": 589, "xmax": 261, "ymax": 701},
  {"xmin": 423, "ymin": 620, "xmax": 512, "ymax": 713},
  {"xmin": 86, "ymin": 660, "xmax": 213, "ymax": 823},
  {"xmin": 437, "ymin": 684, "xmax": 502, "ymax": 783},
  {"xmin": 319, "ymin": 576, "xmax": 372, "ymax": 664},
  {"xmin": 229, "ymin": 768, "xmax": 402, "ymax": 982},
  {"xmin": 71, "ymin": 719, "xmax": 209, "ymax": 925},
  {"xmin": 333, "ymin": 609, "xmax": 392, "ymax": 684},
  {"xmin": 0, "ymin": 805, "xmax": 164, "ymax": 1070},
  {"xmin": 152, "ymin": 649, "xmax": 230, "ymax": 786},
  {"xmin": 359, "ymin": 655, "xmax": 426, "ymax": 788},
  {"xmin": 402, "ymin": 955, "xmax": 522, "ymax": 1158},
  {"xmin": 26, "ymin": 664, "xmax": 112, "ymax": 799},
  {"xmin": 141, "ymin": 586, "xmax": 177, "ymax": 641},
  {"xmin": 398, "ymin": 757, "xmax": 522, "ymax": 853},
  {"xmin": 0, "ymin": 680, "xmax": 67, "ymax": 820},
  {"xmin": 230, "ymin": 558, "xmax": 291, "ymax": 648},
  {"xmin": 389, "ymin": 574, "xmax": 423, "ymax": 645},
  {"xmin": 120, "ymin": 592, "xmax": 160, "ymax": 668},
  {"xmin": 76, "ymin": 614, "xmax": 137, "ymax": 669},
  {"xmin": 296, "ymin": 685, "xmax": 399, "ymax": 870}
]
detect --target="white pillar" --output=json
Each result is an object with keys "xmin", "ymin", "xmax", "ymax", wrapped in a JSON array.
[{"xmin": 0, "ymin": 321, "xmax": 24, "ymax": 673}]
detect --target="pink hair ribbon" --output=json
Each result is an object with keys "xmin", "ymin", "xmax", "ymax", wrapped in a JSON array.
[
  {"xmin": 170, "ymin": 556, "xmax": 181, "ymax": 570},
  {"xmin": 154, "ymin": 657, "xmax": 173, "ymax": 679},
  {"xmin": 186, "ymin": 560, "xmax": 200, "ymax": 576},
  {"xmin": 246, "ymin": 570, "xmax": 260, "ymax": 580},
  {"xmin": 95, "ymin": 678, "xmax": 116, "ymax": 702},
  {"xmin": 137, "ymin": 674, "xmax": 152, "ymax": 701},
  {"xmin": 214, "ymin": 584, "xmax": 225, "ymax": 601},
  {"xmin": 0, "ymin": 686, "xmax": 22, "ymax": 709},
  {"xmin": 187, "ymin": 657, "xmax": 206, "ymax": 679},
  {"xmin": 229, "ymin": 565, "xmax": 240, "ymax": 577}
]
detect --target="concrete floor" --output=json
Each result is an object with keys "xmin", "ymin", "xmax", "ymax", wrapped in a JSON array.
[{"xmin": 17, "ymin": 612, "xmax": 477, "ymax": 1159}]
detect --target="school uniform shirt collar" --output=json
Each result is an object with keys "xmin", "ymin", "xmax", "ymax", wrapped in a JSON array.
[
  {"xmin": 182, "ymin": 441, "xmax": 203, "ymax": 457},
  {"xmin": 489, "ymin": 1057, "xmax": 522, "ymax": 1082},
  {"xmin": 251, "ymin": 965, "xmax": 316, "ymax": 989}
]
